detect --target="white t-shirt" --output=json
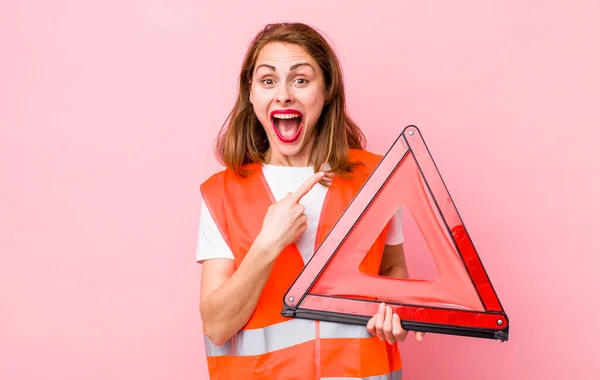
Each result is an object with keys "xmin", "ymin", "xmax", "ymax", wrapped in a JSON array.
[{"xmin": 196, "ymin": 164, "xmax": 404, "ymax": 264}]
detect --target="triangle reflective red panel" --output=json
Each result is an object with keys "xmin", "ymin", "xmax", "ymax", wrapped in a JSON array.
[{"xmin": 281, "ymin": 126, "xmax": 509, "ymax": 341}]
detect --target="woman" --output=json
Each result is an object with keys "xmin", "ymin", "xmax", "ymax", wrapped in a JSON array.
[{"xmin": 196, "ymin": 22, "xmax": 424, "ymax": 379}]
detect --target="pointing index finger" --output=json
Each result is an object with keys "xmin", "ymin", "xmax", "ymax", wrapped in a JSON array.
[{"xmin": 290, "ymin": 171, "xmax": 325, "ymax": 203}]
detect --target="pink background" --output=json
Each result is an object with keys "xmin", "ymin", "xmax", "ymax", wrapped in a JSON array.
[{"xmin": 1, "ymin": 0, "xmax": 599, "ymax": 379}]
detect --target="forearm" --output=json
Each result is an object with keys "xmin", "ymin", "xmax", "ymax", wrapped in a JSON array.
[
  {"xmin": 381, "ymin": 263, "xmax": 409, "ymax": 279},
  {"xmin": 200, "ymin": 241, "xmax": 279, "ymax": 345},
  {"xmin": 379, "ymin": 243, "xmax": 409, "ymax": 279}
]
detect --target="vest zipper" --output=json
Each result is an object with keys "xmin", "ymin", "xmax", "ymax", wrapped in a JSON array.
[{"xmin": 315, "ymin": 320, "xmax": 321, "ymax": 379}]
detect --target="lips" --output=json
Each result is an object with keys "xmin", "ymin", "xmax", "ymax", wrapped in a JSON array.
[{"xmin": 270, "ymin": 109, "xmax": 304, "ymax": 143}]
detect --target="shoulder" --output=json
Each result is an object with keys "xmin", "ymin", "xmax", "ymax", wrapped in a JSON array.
[
  {"xmin": 348, "ymin": 148, "xmax": 383, "ymax": 173},
  {"xmin": 200, "ymin": 169, "xmax": 226, "ymax": 195},
  {"xmin": 349, "ymin": 148, "xmax": 383, "ymax": 162},
  {"xmin": 200, "ymin": 168, "xmax": 238, "ymax": 208},
  {"xmin": 199, "ymin": 163, "xmax": 260, "ymax": 202}
]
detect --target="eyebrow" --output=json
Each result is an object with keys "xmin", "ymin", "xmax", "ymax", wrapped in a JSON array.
[{"xmin": 255, "ymin": 62, "xmax": 315, "ymax": 73}]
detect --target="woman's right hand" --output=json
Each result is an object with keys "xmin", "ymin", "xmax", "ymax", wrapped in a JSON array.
[{"xmin": 255, "ymin": 171, "xmax": 325, "ymax": 254}]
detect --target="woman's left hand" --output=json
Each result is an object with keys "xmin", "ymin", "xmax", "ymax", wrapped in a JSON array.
[{"xmin": 366, "ymin": 302, "xmax": 426, "ymax": 344}]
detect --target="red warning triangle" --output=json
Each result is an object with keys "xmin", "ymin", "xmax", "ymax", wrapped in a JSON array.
[{"xmin": 281, "ymin": 126, "xmax": 509, "ymax": 341}]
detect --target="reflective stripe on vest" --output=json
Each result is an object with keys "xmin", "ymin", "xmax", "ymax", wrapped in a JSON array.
[
  {"xmin": 322, "ymin": 370, "xmax": 403, "ymax": 380},
  {"xmin": 319, "ymin": 320, "xmax": 373, "ymax": 339},
  {"xmin": 204, "ymin": 319, "xmax": 316, "ymax": 357},
  {"xmin": 204, "ymin": 319, "xmax": 374, "ymax": 357}
]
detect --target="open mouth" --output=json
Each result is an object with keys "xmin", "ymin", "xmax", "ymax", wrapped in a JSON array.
[{"xmin": 271, "ymin": 110, "xmax": 304, "ymax": 143}]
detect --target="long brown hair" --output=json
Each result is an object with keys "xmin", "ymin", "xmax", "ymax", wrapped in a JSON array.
[{"xmin": 215, "ymin": 22, "xmax": 366, "ymax": 179}]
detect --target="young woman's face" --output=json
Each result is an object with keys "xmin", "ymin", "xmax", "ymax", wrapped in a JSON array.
[{"xmin": 250, "ymin": 42, "xmax": 326, "ymax": 165}]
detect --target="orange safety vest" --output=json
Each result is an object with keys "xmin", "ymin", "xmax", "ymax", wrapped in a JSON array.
[{"xmin": 200, "ymin": 148, "xmax": 403, "ymax": 380}]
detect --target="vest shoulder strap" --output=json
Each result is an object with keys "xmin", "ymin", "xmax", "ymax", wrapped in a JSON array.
[
  {"xmin": 200, "ymin": 170, "xmax": 232, "ymax": 250},
  {"xmin": 348, "ymin": 148, "xmax": 383, "ymax": 175}
]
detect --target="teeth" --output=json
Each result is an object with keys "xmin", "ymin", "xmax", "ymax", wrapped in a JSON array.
[{"xmin": 273, "ymin": 113, "xmax": 301, "ymax": 119}]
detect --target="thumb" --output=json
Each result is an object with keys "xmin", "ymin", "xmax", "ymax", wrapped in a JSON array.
[{"xmin": 366, "ymin": 316, "xmax": 376, "ymax": 336}]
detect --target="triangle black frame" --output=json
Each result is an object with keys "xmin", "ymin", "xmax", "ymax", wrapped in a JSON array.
[{"xmin": 281, "ymin": 125, "xmax": 510, "ymax": 341}]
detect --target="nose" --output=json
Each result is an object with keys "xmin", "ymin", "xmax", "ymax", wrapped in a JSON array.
[{"xmin": 275, "ymin": 83, "xmax": 293, "ymax": 104}]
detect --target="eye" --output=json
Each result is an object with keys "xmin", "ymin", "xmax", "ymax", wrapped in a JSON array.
[
  {"xmin": 294, "ymin": 78, "xmax": 309, "ymax": 85},
  {"xmin": 261, "ymin": 78, "xmax": 276, "ymax": 86}
]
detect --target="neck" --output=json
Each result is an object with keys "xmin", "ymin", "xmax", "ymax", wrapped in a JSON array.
[
  {"xmin": 266, "ymin": 152, "xmax": 311, "ymax": 167},
  {"xmin": 265, "ymin": 139, "xmax": 315, "ymax": 167}
]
